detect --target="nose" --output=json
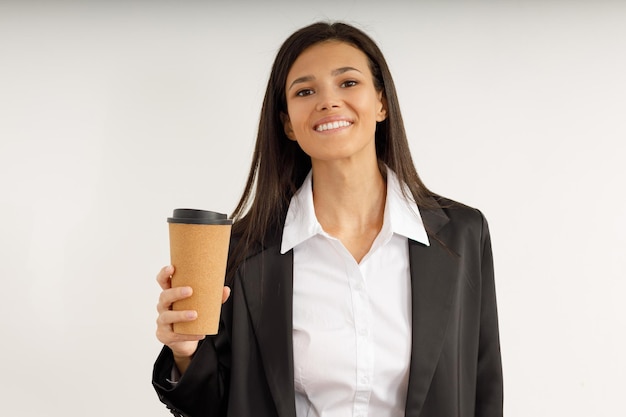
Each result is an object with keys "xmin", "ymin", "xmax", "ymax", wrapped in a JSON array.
[{"xmin": 315, "ymin": 86, "xmax": 341, "ymax": 111}]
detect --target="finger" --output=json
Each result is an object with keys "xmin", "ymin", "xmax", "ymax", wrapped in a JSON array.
[
  {"xmin": 157, "ymin": 309, "xmax": 198, "ymax": 327},
  {"xmin": 156, "ymin": 329, "xmax": 204, "ymax": 346},
  {"xmin": 156, "ymin": 310, "xmax": 204, "ymax": 343},
  {"xmin": 156, "ymin": 331, "xmax": 204, "ymax": 345},
  {"xmin": 222, "ymin": 286, "xmax": 231, "ymax": 304},
  {"xmin": 156, "ymin": 316, "xmax": 205, "ymax": 344},
  {"xmin": 156, "ymin": 265, "xmax": 175, "ymax": 290},
  {"xmin": 157, "ymin": 286, "xmax": 192, "ymax": 313}
]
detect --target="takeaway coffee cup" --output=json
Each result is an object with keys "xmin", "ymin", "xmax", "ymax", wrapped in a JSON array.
[{"xmin": 167, "ymin": 209, "xmax": 232, "ymax": 335}]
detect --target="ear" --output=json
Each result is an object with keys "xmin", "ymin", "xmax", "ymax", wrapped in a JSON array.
[
  {"xmin": 280, "ymin": 112, "xmax": 297, "ymax": 141},
  {"xmin": 376, "ymin": 92, "xmax": 388, "ymax": 122}
]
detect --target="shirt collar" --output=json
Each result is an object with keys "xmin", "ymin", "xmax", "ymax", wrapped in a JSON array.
[
  {"xmin": 383, "ymin": 166, "xmax": 430, "ymax": 245},
  {"xmin": 280, "ymin": 167, "xmax": 429, "ymax": 254}
]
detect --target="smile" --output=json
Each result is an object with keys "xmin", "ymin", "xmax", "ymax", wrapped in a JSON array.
[{"xmin": 315, "ymin": 120, "xmax": 353, "ymax": 132}]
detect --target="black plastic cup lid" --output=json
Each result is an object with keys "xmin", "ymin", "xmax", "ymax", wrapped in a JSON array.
[{"xmin": 167, "ymin": 208, "xmax": 232, "ymax": 225}]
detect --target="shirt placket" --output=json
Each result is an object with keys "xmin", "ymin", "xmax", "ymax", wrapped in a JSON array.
[{"xmin": 348, "ymin": 261, "xmax": 373, "ymax": 417}]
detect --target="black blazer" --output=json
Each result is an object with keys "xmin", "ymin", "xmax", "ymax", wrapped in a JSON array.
[{"xmin": 153, "ymin": 198, "xmax": 503, "ymax": 417}]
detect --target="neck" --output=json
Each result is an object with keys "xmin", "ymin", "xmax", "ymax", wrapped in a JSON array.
[{"xmin": 311, "ymin": 159, "xmax": 386, "ymax": 235}]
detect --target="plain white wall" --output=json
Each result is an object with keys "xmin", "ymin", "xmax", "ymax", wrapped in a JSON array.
[{"xmin": 1, "ymin": 1, "xmax": 625, "ymax": 416}]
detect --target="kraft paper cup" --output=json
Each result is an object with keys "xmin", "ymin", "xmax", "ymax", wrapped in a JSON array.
[{"xmin": 167, "ymin": 209, "xmax": 232, "ymax": 335}]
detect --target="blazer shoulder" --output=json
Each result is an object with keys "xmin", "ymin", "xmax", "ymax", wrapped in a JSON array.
[
  {"xmin": 226, "ymin": 226, "xmax": 285, "ymax": 285},
  {"xmin": 432, "ymin": 195, "xmax": 488, "ymax": 226},
  {"xmin": 422, "ymin": 195, "xmax": 491, "ymax": 246}
]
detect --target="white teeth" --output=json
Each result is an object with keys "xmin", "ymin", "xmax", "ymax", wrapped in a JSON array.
[{"xmin": 316, "ymin": 120, "xmax": 352, "ymax": 132}]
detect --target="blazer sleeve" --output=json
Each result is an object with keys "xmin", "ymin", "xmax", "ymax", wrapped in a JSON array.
[
  {"xmin": 475, "ymin": 212, "xmax": 504, "ymax": 416},
  {"xmin": 152, "ymin": 296, "xmax": 233, "ymax": 417}
]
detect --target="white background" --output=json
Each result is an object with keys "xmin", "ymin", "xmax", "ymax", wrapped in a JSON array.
[{"xmin": 1, "ymin": 1, "xmax": 625, "ymax": 416}]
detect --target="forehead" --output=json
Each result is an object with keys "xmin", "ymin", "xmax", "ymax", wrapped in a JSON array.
[{"xmin": 287, "ymin": 41, "xmax": 371, "ymax": 78}]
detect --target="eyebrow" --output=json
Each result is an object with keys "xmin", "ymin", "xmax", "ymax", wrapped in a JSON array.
[{"xmin": 287, "ymin": 66, "xmax": 362, "ymax": 91}]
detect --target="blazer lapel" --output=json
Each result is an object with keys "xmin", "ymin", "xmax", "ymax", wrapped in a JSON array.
[
  {"xmin": 404, "ymin": 204, "xmax": 460, "ymax": 416},
  {"xmin": 239, "ymin": 243, "xmax": 296, "ymax": 417}
]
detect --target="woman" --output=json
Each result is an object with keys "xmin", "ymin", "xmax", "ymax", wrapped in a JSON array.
[{"xmin": 153, "ymin": 21, "xmax": 503, "ymax": 417}]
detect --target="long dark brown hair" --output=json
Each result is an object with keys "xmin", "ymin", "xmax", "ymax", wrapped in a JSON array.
[{"xmin": 227, "ymin": 21, "xmax": 434, "ymax": 279}]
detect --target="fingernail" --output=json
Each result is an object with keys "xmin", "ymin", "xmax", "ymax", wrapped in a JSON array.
[
  {"xmin": 186, "ymin": 311, "xmax": 197, "ymax": 319},
  {"xmin": 181, "ymin": 287, "xmax": 192, "ymax": 296}
]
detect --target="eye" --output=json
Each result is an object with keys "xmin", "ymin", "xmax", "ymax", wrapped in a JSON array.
[
  {"xmin": 341, "ymin": 80, "xmax": 358, "ymax": 88},
  {"xmin": 296, "ymin": 88, "xmax": 314, "ymax": 97}
]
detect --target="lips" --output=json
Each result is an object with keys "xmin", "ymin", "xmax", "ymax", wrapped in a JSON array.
[{"xmin": 314, "ymin": 119, "xmax": 353, "ymax": 132}]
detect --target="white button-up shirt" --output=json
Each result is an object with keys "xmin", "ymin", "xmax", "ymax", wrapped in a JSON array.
[{"xmin": 281, "ymin": 168, "xmax": 430, "ymax": 417}]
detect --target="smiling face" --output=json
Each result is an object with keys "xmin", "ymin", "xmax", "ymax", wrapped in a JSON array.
[{"xmin": 283, "ymin": 41, "xmax": 387, "ymax": 167}]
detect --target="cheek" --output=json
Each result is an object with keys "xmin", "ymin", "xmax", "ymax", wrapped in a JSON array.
[{"xmin": 288, "ymin": 109, "xmax": 310, "ymax": 133}]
